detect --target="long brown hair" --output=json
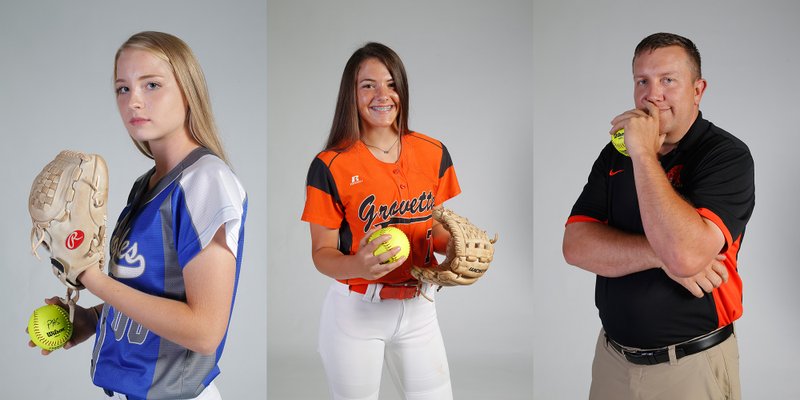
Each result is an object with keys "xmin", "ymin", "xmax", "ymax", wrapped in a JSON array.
[
  {"xmin": 325, "ymin": 42, "xmax": 410, "ymax": 151},
  {"xmin": 115, "ymin": 31, "xmax": 229, "ymax": 163}
]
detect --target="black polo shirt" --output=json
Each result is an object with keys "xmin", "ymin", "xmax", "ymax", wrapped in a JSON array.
[{"xmin": 567, "ymin": 112, "xmax": 755, "ymax": 348}]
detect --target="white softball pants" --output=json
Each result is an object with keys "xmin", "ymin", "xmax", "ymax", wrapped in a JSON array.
[{"xmin": 318, "ymin": 281, "xmax": 453, "ymax": 400}]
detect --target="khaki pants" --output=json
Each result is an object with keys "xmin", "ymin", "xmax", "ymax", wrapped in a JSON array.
[{"xmin": 589, "ymin": 329, "xmax": 740, "ymax": 400}]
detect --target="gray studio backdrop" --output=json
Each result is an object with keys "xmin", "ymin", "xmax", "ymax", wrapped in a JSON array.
[
  {"xmin": 0, "ymin": 1, "xmax": 266, "ymax": 398},
  {"xmin": 534, "ymin": 0, "xmax": 800, "ymax": 398},
  {"xmin": 267, "ymin": 0, "xmax": 533, "ymax": 399}
]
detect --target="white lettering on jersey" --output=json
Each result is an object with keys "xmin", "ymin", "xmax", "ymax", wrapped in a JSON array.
[{"xmin": 110, "ymin": 240, "xmax": 146, "ymax": 278}]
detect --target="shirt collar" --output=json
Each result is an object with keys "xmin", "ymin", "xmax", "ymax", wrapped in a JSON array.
[{"xmin": 673, "ymin": 110, "xmax": 709, "ymax": 153}]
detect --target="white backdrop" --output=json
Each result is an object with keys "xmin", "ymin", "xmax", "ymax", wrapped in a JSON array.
[
  {"xmin": 534, "ymin": 0, "xmax": 800, "ymax": 398},
  {"xmin": 267, "ymin": 0, "xmax": 533, "ymax": 398},
  {"xmin": 0, "ymin": 1, "xmax": 267, "ymax": 398}
]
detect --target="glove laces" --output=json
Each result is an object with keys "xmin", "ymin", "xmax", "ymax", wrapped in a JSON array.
[{"xmin": 61, "ymin": 288, "xmax": 80, "ymax": 323}]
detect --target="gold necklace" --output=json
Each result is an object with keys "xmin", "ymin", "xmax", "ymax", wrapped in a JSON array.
[{"xmin": 362, "ymin": 135, "xmax": 400, "ymax": 154}]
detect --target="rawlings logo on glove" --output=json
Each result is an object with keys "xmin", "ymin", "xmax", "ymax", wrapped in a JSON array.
[
  {"xmin": 411, "ymin": 207, "xmax": 497, "ymax": 288},
  {"xmin": 29, "ymin": 150, "xmax": 108, "ymax": 320},
  {"xmin": 66, "ymin": 230, "xmax": 85, "ymax": 249}
]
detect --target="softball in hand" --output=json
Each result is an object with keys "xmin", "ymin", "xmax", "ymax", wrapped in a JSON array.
[
  {"xmin": 369, "ymin": 226, "xmax": 410, "ymax": 264},
  {"xmin": 611, "ymin": 129, "xmax": 629, "ymax": 157},
  {"xmin": 28, "ymin": 304, "xmax": 73, "ymax": 351}
]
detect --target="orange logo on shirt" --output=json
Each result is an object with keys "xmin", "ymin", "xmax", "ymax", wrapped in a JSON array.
[
  {"xmin": 666, "ymin": 165, "xmax": 684, "ymax": 188},
  {"xmin": 609, "ymin": 169, "xmax": 624, "ymax": 176}
]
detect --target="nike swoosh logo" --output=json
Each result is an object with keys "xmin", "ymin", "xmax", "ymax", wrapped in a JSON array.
[{"xmin": 609, "ymin": 169, "xmax": 624, "ymax": 176}]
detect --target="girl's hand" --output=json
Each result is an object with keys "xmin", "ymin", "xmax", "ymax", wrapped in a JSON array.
[
  {"xmin": 27, "ymin": 297, "xmax": 99, "ymax": 355},
  {"xmin": 352, "ymin": 227, "xmax": 407, "ymax": 280}
]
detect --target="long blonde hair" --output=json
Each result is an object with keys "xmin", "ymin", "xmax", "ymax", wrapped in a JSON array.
[{"xmin": 114, "ymin": 31, "xmax": 229, "ymax": 164}]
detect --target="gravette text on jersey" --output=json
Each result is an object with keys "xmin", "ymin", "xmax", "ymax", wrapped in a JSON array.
[{"xmin": 358, "ymin": 191, "xmax": 436, "ymax": 231}]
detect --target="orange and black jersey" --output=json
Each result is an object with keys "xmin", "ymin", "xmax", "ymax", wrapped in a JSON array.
[
  {"xmin": 567, "ymin": 112, "xmax": 755, "ymax": 349},
  {"xmin": 302, "ymin": 132, "xmax": 460, "ymax": 286}
]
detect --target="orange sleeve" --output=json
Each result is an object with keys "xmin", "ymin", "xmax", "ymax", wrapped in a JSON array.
[
  {"xmin": 302, "ymin": 185, "xmax": 344, "ymax": 229},
  {"xmin": 301, "ymin": 156, "xmax": 344, "ymax": 229},
  {"xmin": 697, "ymin": 207, "xmax": 733, "ymax": 249},
  {"xmin": 436, "ymin": 165, "xmax": 460, "ymax": 205},
  {"xmin": 435, "ymin": 143, "xmax": 460, "ymax": 205}
]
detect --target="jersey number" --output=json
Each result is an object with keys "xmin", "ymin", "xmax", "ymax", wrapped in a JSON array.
[
  {"xmin": 111, "ymin": 311, "xmax": 150, "ymax": 345},
  {"xmin": 425, "ymin": 228, "xmax": 433, "ymax": 265}
]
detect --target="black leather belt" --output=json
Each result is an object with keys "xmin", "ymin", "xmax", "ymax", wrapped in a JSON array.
[{"xmin": 606, "ymin": 324, "xmax": 734, "ymax": 366}]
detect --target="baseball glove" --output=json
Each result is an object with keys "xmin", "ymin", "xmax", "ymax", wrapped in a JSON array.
[
  {"xmin": 411, "ymin": 208, "xmax": 497, "ymax": 288},
  {"xmin": 29, "ymin": 150, "xmax": 108, "ymax": 319}
]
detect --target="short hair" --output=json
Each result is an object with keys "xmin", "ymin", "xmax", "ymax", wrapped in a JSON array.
[
  {"xmin": 114, "ymin": 31, "xmax": 228, "ymax": 163},
  {"xmin": 633, "ymin": 32, "xmax": 702, "ymax": 80},
  {"xmin": 325, "ymin": 42, "xmax": 410, "ymax": 151}
]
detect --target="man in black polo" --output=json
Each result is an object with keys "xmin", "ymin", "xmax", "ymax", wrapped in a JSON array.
[{"xmin": 563, "ymin": 32, "xmax": 755, "ymax": 399}]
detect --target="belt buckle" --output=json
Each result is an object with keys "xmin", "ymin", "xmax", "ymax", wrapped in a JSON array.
[
  {"xmin": 637, "ymin": 350, "xmax": 659, "ymax": 365},
  {"xmin": 617, "ymin": 344, "xmax": 663, "ymax": 365}
]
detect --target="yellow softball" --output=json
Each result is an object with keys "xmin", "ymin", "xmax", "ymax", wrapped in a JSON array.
[
  {"xmin": 611, "ymin": 129, "xmax": 629, "ymax": 157},
  {"xmin": 28, "ymin": 304, "xmax": 73, "ymax": 351},
  {"xmin": 369, "ymin": 226, "xmax": 410, "ymax": 264}
]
